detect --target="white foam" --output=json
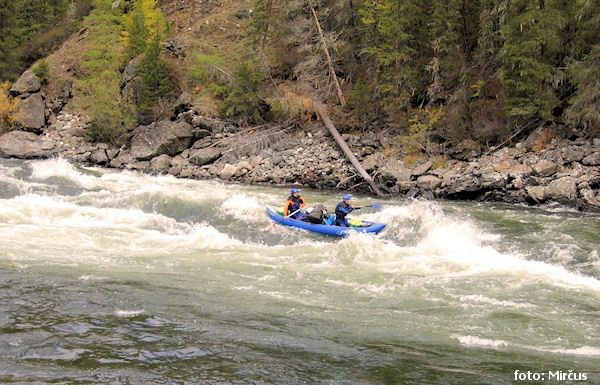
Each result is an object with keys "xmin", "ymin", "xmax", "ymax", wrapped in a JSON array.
[
  {"xmin": 30, "ymin": 157, "xmax": 98, "ymax": 188},
  {"xmin": 545, "ymin": 345, "xmax": 600, "ymax": 357},
  {"xmin": 115, "ymin": 309, "xmax": 144, "ymax": 317},
  {"xmin": 78, "ymin": 275, "xmax": 106, "ymax": 281},
  {"xmin": 454, "ymin": 334, "xmax": 508, "ymax": 348},
  {"xmin": 456, "ymin": 335, "xmax": 600, "ymax": 358},
  {"xmin": 0, "ymin": 193, "xmax": 241, "ymax": 261},
  {"xmin": 458, "ymin": 294, "xmax": 533, "ymax": 309},
  {"xmin": 220, "ymin": 193, "xmax": 265, "ymax": 221}
]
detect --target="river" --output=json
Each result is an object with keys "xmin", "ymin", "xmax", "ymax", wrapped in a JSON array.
[{"xmin": 1, "ymin": 157, "xmax": 599, "ymax": 384}]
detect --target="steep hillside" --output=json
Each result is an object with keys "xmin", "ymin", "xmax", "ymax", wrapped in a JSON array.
[{"xmin": 42, "ymin": 0, "xmax": 253, "ymax": 118}]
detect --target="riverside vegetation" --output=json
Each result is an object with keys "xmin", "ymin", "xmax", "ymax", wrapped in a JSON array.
[{"xmin": 0, "ymin": 0, "xmax": 599, "ymax": 210}]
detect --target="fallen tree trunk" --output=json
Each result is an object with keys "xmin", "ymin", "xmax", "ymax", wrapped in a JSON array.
[{"xmin": 316, "ymin": 103, "xmax": 384, "ymax": 197}]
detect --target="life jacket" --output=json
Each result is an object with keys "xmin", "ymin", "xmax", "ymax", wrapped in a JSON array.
[
  {"xmin": 307, "ymin": 204, "xmax": 326, "ymax": 224},
  {"xmin": 285, "ymin": 195, "xmax": 305, "ymax": 216},
  {"xmin": 335, "ymin": 201, "xmax": 352, "ymax": 221}
]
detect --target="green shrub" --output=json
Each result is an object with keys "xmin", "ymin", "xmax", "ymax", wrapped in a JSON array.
[
  {"xmin": 32, "ymin": 60, "xmax": 50, "ymax": 84},
  {"xmin": 220, "ymin": 63, "xmax": 265, "ymax": 124}
]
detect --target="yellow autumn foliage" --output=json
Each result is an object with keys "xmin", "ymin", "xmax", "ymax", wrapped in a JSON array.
[
  {"xmin": 121, "ymin": 0, "xmax": 167, "ymax": 52},
  {"xmin": 0, "ymin": 81, "xmax": 21, "ymax": 134}
]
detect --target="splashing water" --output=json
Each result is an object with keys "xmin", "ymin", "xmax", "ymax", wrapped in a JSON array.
[{"xmin": 0, "ymin": 158, "xmax": 599, "ymax": 384}]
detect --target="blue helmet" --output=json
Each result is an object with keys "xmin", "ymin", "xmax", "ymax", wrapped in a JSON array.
[
  {"xmin": 343, "ymin": 194, "xmax": 351, "ymax": 201},
  {"xmin": 291, "ymin": 188, "xmax": 299, "ymax": 195}
]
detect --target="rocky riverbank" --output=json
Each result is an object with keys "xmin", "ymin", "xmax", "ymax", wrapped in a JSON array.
[{"xmin": 2, "ymin": 71, "xmax": 600, "ymax": 211}]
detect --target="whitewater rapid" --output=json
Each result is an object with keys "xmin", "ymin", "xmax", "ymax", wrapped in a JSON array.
[{"xmin": 1, "ymin": 157, "xmax": 599, "ymax": 384}]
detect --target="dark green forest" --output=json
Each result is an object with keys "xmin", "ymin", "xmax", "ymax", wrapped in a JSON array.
[
  {"xmin": 1, "ymin": 0, "xmax": 599, "ymax": 151},
  {"xmin": 248, "ymin": 0, "xmax": 600, "ymax": 147},
  {"xmin": 0, "ymin": 0, "xmax": 94, "ymax": 81}
]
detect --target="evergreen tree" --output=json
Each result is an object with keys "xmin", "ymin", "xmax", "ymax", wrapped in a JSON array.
[
  {"xmin": 564, "ymin": 0, "xmax": 600, "ymax": 132},
  {"xmin": 500, "ymin": 0, "xmax": 569, "ymax": 121},
  {"xmin": 126, "ymin": 6, "xmax": 149, "ymax": 57},
  {"xmin": 0, "ymin": 0, "xmax": 17, "ymax": 79},
  {"xmin": 359, "ymin": 0, "xmax": 428, "ymax": 117},
  {"xmin": 136, "ymin": 35, "xmax": 173, "ymax": 123}
]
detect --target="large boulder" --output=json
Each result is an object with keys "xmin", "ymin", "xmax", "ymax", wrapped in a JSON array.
[
  {"xmin": 546, "ymin": 177, "xmax": 578, "ymax": 201},
  {"xmin": 149, "ymin": 154, "xmax": 172, "ymax": 174},
  {"xmin": 16, "ymin": 93, "xmax": 45, "ymax": 131},
  {"xmin": 220, "ymin": 163, "xmax": 237, "ymax": 180},
  {"xmin": 582, "ymin": 152, "xmax": 600, "ymax": 166},
  {"xmin": 0, "ymin": 130, "xmax": 55, "ymax": 158},
  {"xmin": 416, "ymin": 175, "xmax": 442, "ymax": 191},
  {"xmin": 411, "ymin": 161, "xmax": 433, "ymax": 178},
  {"xmin": 189, "ymin": 147, "xmax": 221, "ymax": 166},
  {"xmin": 10, "ymin": 70, "xmax": 41, "ymax": 97},
  {"xmin": 533, "ymin": 160, "xmax": 558, "ymax": 177},
  {"xmin": 130, "ymin": 120, "xmax": 193, "ymax": 161},
  {"xmin": 526, "ymin": 185, "xmax": 547, "ymax": 203},
  {"xmin": 173, "ymin": 92, "xmax": 193, "ymax": 114}
]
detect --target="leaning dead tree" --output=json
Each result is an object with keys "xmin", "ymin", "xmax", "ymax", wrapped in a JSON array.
[
  {"xmin": 309, "ymin": 2, "xmax": 383, "ymax": 197},
  {"xmin": 316, "ymin": 102, "xmax": 384, "ymax": 197},
  {"xmin": 309, "ymin": 1, "xmax": 346, "ymax": 107}
]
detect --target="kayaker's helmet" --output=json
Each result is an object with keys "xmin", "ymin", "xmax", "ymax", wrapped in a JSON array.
[
  {"xmin": 343, "ymin": 194, "xmax": 351, "ymax": 201},
  {"xmin": 291, "ymin": 188, "xmax": 299, "ymax": 195}
]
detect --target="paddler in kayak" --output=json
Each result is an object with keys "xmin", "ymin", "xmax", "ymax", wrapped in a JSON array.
[
  {"xmin": 283, "ymin": 188, "xmax": 307, "ymax": 219},
  {"xmin": 335, "ymin": 194, "xmax": 364, "ymax": 227}
]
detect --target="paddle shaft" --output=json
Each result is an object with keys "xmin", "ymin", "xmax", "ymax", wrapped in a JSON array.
[{"xmin": 284, "ymin": 208, "xmax": 303, "ymax": 218}]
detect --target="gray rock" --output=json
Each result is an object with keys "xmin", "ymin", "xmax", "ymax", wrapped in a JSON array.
[
  {"xmin": 106, "ymin": 148, "xmax": 120, "ymax": 160},
  {"xmin": 527, "ymin": 185, "xmax": 547, "ymax": 203},
  {"xmin": 271, "ymin": 156, "xmax": 284, "ymax": 166},
  {"xmin": 546, "ymin": 177, "xmax": 578, "ymax": 201},
  {"xmin": 220, "ymin": 163, "xmax": 237, "ymax": 180},
  {"xmin": 0, "ymin": 131, "xmax": 55, "ymax": 158},
  {"xmin": 481, "ymin": 171, "xmax": 508, "ymax": 189},
  {"xmin": 582, "ymin": 189, "xmax": 600, "ymax": 207},
  {"xmin": 561, "ymin": 145, "xmax": 585, "ymax": 163},
  {"xmin": 250, "ymin": 155, "xmax": 263, "ymax": 168},
  {"xmin": 533, "ymin": 160, "xmax": 558, "ymax": 177},
  {"xmin": 111, "ymin": 0, "xmax": 120, "ymax": 9},
  {"xmin": 193, "ymin": 129, "xmax": 211, "ymax": 140},
  {"xmin": 190, "ymin": 115, "xmax": 231, "ymax": 132},
  {"xmin": 189, "ymin": 147, "xmax": 221, "ymax": 166},
  {"xmin": 16, "ymin": 93, "xmax": 45, "ymax": 131},
  {"xmin": 173, "ymin": 92, "xmax": 193, "ymax": 114},
  {"xmin": 582, "ymin": 152, "xmax": 600, "ymax": 166},
  {"xmin": 416, "ymin": 175, "xmax": 442, "ymax": 191},
  {"xmin": 130, "ymin": 120, "xmax": 193, "ymax": 160},
  {"xmin": 411, "ymin": 161, "xmax": 433, "ymax": 177},
  {"xmin": 361, "ymin": 153, "xmax": 382, "ymax": 172},
  {"xmin": 10, "ymin": 70, "xmax": 41, "ymax": 96},
  {"xmin": 451, "ymin": 139, "xmax": 482, "ymax": 160},
  {"xmin": 443, "ymin": 175, "xmax": 482, "ymax": 195},
  {"xmin": 510, "ymin": 176, "xmax": 525, "ymax": 190},
  {"xmin": 110, "ymin": 150, "xmax": 134, "ymax": 168},
  {"xmin": 91, "ymin": 149, "xmax": 109, "ymax": 164},
  {"xmin": 129, "ymin": 161, "xmax": 150, "ymax": 171},
  {"xmin": 150, "ymin": 154, "xmax": 172, "ymax": 173},
  {"xmin": 398, "ymin": 180, "xmax": 417, "ymax": 192}
]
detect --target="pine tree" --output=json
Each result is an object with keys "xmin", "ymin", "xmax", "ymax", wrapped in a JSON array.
[
  {"xmin": 136, "ymin": 35, "xmax": 173, "ymax": 123},
  {"xmin": 0, "ymin": 0, "xmax": 16, "ymax": 80},
  {"xmin": 500, "ymin": 0, "xmax": 569, "ymax": 121},
  {"xmin": 359, "ymin": 0, "xmax": 429, "ymax": 117},
  {"xmin": 564, "ymin": 0, "xmax": 600, "ymax": 133},
  {"xmin": 126, "ymin": 6, "xmax": 149, "ymax": 57}
]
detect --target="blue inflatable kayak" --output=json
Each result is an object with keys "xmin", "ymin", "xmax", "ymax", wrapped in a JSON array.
[{"xmin": 266, "ymin": 206, "xmax": 386, "ymax": 237}]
